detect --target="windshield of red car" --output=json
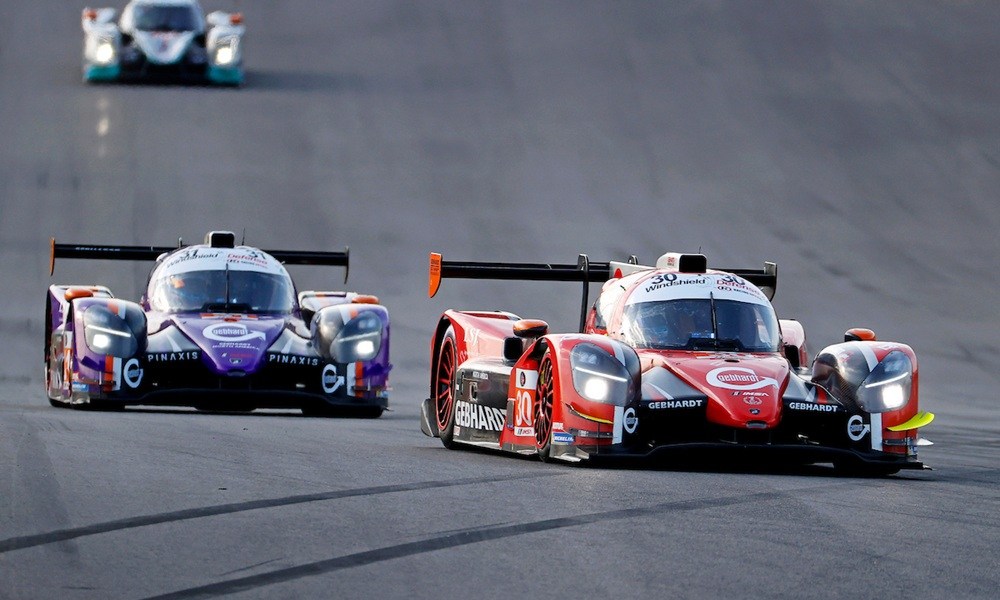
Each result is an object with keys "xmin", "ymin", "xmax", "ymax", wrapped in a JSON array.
[{"xmin": 622, "ymin": 298, "xmax": 780, "ymax": 352}]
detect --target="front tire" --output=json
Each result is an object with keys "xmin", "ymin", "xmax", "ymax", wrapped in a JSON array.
[
  {"xmin": 534, "ymin": 351, "xmax": 555, "ymax": 462},
  {"xmin": 45, "ymin": 350, "xmax": 68, "ymax": 408},
  {"xmin": 434, "ymin": 327, "xmax": 459, "ymax": 449}
]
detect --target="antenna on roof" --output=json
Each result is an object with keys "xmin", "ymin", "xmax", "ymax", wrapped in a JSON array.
[{"xmin": 241, "ymin": 228, "xmax": 246, "ymax": 245}]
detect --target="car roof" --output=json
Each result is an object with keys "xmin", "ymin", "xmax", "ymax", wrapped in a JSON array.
[
  {"xmin": 622, "ymin": 269, "xmax": 772, "ymax": 306},
  {"xmin": 127, "ymin": 0, "xmax": 200, "ymax": 8},
  {"xmin": 151, "ymin": 245, "xmax": 291, "ymax": 279}
]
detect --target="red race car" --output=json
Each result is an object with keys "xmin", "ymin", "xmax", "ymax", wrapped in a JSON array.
[{"xmin": 419, "ymin": 251, "xmax": 933, "ymax": 474}]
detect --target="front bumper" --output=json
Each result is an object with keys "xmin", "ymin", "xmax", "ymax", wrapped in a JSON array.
[{"xmin": 553, "ymin": 440, "xmax": 928, "ymax": 471}]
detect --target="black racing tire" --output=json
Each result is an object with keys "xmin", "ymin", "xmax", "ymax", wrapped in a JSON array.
[
  {"xmin": 45, "ymin": 352, "xmax": 69, "ymax": 408},
  {"xmin": 534, "ymin": 351, "xmax": 555, "ymax": 462},
  {"xmin": 434, "ymin": 327, "xmax": 459, "ymax": 449}
]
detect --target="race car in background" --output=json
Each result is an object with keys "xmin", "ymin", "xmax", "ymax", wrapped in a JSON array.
[
  {"xmin": 45, "ymin": 231, "xmax": 390, "ymax": 417},
  {"xmin": 420, "ymin": 251, "xmax": 933, "ymax": 474},
  {"xmin": 82, "ymin": 0, "xmax": 244, "ymax": 85}
]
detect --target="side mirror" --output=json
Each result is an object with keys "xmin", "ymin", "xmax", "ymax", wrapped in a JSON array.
[
  {"xmin": 513, "ymin": 319, "xmax": 548, "ymax": 338},
  {"xmin": 844, "ymin": 328, "xmax": 876, "ymax": 342},
  {"xmin": 65, "ymin": 288, "xmax": 95, "ymax": 301}
]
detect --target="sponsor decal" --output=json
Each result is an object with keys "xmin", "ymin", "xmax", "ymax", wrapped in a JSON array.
[
  {"xmin": 203, "ymin": 323, "xmax": 266, "ymax": 343},
  {"xmin": 471, "ymin": 370, "xmax": 489, "ymax": 380},
  {"xmin": 454, "ymin": 400, "xmax": 505, "ymax": 432},
  {"xmin": 743, "ymin": 397, "xmax": 763, "ymax": 405},
  {"xmin": 847, "ymin": 415, "xmax": 870, "ymax": 441},
  {"xmin": 749, "ymin": 408, "xmax": 760, "ymax": 415},
  {"xmin": 715, "ymin": 274, "xmax": 765, "ymax": 299},
  {"xmin": 623, "ymin": 407, "xmax": 638, "ymax": 434},
  {"xmin": 268, "ymin": 353, "xmax": 320, "ymax": 366},
  {"xmin": 515, "ymin": 426, "xmax": 535, "ymax": 437},
  {"xmin": 552, "ymin": 432, "xmax": 575, "ymax": 445},
  {"xmin": 707, "ymin": 367, "xmax": 778, "ymax": 391},
  {"xmin": 163, "ymin": 248, "xmax": 222, "ymax": 270},
  {"xmin": 147, "ymin": 351, "xmax": 200, "ymax": 362},
  {"xmin": 788, "ymin": 402, "xmax": 839, "ymax": 413},
  {"xmin": 322, "ymin": 363, "xmax": 345, "ymax": 394},
  {"xmin": 517, "ymin": 369, "xmax": 538, "ymax": 389},
  {"xmin": 643, "ymin": 273, "xmax": 709, "ymax": 294},
  {"xmin": 123, "ymin": 358, "xmax": 143, "ymax": 388},
  {"xmin": 227, "ymin": 250, "xmax": 271, "ymax": 269},
  {"xmin": 648, "ymin": 399, "xmax": 704, "ymax": 410},
  {"xmin": 72, "ymin": 382, "xmax": 89, "ymax": 392},
  {"xmin": 465, "ymin": 327, "xmax": 481, "ymax": 349}
]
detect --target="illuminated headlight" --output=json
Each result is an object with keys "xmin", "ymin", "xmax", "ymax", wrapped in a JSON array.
[
  {"xmin": 213, "ymin": 37, "xmax": 238, "ymax": 65},
  {"xmin": 355, "ymin": 339, "xmax": 376, "ymax": 358},
  {"xmin": 570, "ymin": 343, "xmax": 630, "ymax": 405},
  {"xmin": 83, "ymin": 306, "xmax": 138, "ymax": 357},
  {"xmin": 95, "ymin": 39, "xmax": 116, "ymax": 64},
  {"xmin": 331, "ymin": 313, "xmax": 382, "ymax": 363},
  {"xmin": 91, "ymin": 332, "xmax": 112, "ymax": 350},
  {"xmin": 856, "ymin": 350, "xmax": 913, "ymax": 413}
]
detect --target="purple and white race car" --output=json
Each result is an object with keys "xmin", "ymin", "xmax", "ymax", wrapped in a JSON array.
[{"xmin": 44, "ymin": 231, "xmax": 390, "ymax": 417}]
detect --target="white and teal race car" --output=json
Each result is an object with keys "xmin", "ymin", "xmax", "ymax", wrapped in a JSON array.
[{"xmin": 82, "ymin": 0, "xmax": 244, "ymax": 85}]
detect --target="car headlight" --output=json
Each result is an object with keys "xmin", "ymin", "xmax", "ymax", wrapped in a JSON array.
[
  {"xmin": 570, "ymin": 342, "xmax": 630, "ymax": 405},
  {"xmin": 856, "ymin": 350, "xmax": 912, "ymax": 413},
  {"xmin": 83, "ymin": 305, "xmax": 138, "ymax": 357},
  {"xmin": 94, "ymin": 38, "xmax": 116, "ymax": 64},
  {"xmin": 213, "ymin": 37, "xmax": 239, "ymax": 66},
  {"xmin": 330, "ymin": 313, "xmax": 382, "ymax": 363}
]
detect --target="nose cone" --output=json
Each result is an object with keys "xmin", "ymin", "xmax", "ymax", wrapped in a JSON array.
[
  {"xmin": 135, "ymin": 31, "xmax": 195, "ymax": 64},
  {"xmin": 668, "ymin": 355, "xmax": 789, "ymax": 428},
  {"xmin": 175, "ymin": 316, "xmax": 286, "ymax": 375}
]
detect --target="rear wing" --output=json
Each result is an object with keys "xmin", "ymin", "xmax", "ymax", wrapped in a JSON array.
[
  {"xmin": 429, "ymin": 252, "xmax": 630, "ymax": 332},
  {"xmin": 50, "ymin": 238, "xmax": 351, "ymax": 282},
  {"xmin": 428, "ymin": 251, "xmax": 777, "ymax": 332}
]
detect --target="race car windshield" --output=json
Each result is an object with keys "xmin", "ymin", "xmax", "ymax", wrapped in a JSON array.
[
  {"xmin": 622, "ymin": 298, "xmax": 780, "ymax": 352},
  {"xmin": 149, "ymin": 269, "xmax": 295, "ymax": 314},
  {"xmin": 132, "ymin": 5, "xmax": 200, "ymax": 31}
]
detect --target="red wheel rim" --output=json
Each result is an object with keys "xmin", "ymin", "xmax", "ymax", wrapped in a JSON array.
[
  {"xmin": 534, "ymin": 356, "xmax": 554, "ymax": 448},
  {"xmin": 435, "ymin": 337, "xmax": 456, "ymax": 431}
]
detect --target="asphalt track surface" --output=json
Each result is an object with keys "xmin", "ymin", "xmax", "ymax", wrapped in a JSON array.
[{"xmin": 1, "ymin": 1, "xmax": 998, "ymax": 598}]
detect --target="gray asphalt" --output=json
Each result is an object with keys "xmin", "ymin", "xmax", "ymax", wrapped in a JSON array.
[{"xmin": 2, "ymin": 1, "xmax": 998, "ymax": 598}]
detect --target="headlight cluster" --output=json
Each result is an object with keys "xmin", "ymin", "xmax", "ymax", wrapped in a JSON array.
[
  {"xmin": 856, "ymin": 350, "xmax": 912, "ymax": 413},
  {"xmin": 330, "ymin": 313, "xmax": 382, "ymax": 363},
  {"xmin": 213, "ymin": 37, "xmax": 239, "ymax": 66},
  {"xmin": 83, "ymin": 305, "xmax": 138, "ymax": 357},
  {"xmin": 570, "ymin": 343, "xmax": 630, "ymax": 405},
  {"xmin": 94, "ymin": 37, "xmax": 116, "ymax": 64}
]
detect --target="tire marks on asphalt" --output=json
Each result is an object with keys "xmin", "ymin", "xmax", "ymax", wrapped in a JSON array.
[
  {"xmin": 141, "ymin": 483, "xmax": 855, "ymax": 600},
  {"xmin": 0, "ymin": 472, "xmax": 560, "ymax": 553}
]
